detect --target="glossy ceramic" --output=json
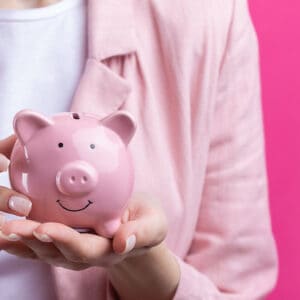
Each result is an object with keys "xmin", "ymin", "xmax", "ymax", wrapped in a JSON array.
[{"xmin": 9, "ymin": 110, "xmax": 136, "ymax": 237}]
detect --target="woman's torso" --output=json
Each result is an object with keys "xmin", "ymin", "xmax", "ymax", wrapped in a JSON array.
[{"xmin": 0, "ymin": 1, "xmax": 231, "ymax": 299}]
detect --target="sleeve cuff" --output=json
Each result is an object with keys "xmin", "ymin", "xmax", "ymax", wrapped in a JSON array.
[{"xmin": 172, "ymin": 254, "xmax": 218, "ymax": 300}]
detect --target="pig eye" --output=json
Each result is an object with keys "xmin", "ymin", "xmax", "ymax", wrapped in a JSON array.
[
  {"xmin": 72, "ymin": 113, "xmax": 80, "ymax": 120},
  {"xmin": 58, "ymin": 142, "xmax": 64, "ymax": 148},
  {"xmin": 90, "ymin": 144, "xmax": 95, "ymax": 149}
]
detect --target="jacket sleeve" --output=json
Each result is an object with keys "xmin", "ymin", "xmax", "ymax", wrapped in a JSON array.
[{"xmin": 172, "ymin": 1, "xmax": 278, "ymax": 299}]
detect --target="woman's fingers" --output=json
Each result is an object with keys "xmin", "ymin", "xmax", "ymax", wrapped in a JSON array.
[
  {"xmin": 0, "ymin": 219, "xmax": 38, "ymax": 259},
  {"xmin": 0, "ymin": 219, "xmax": 89, "ymax": 269},
  {"xmin": 0, "ymin": 238, "xmax": 37, "ymax": 259},
  {"xmin": 0, "ymin": 135, "xmax": 32, "ymax": 216},
  {"xmin": 0, "ymin": 186, "xmax": 32, "ymax": 216},
  {"xmin": 0, "ymin": 135, "xmax": 31, "ymax": 217},
  {"xmin": 0, "ymin": 134, "xmax": 17, "ymax": 171},
  {"xmin": 0, "ymin": 218, "xmax": 40, "ymax": 240},
  {"xmin": 0, "ymin": 134, "xmax": 17, "ymax": 160},
  {"xmin": 0, "ymin": 187, "xmax": 32, "ymax": 216},
  {"xmin": 112, "ymin": 205, "xmax": 168, "ymax": 255},
  {"xmin": 0, "ymin": 219, "xmax": 65, "ymax": 264},
  {"xmin": 3, "ymin": 243, "xmax": 37, "ymax": 259},
  {"xmin": 0, "ymin": 154, "xmax": 10, "ymax": 172},
  {"xmin": 0, "ymin": 135, "xmax": 31, "ymax": 216},
  {"xmin": 33, "ymin": 222, "xmax": 112, "ymax": 265}
]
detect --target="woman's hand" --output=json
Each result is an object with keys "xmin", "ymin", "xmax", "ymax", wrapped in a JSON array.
[
  {"xmin": 0, "ymin": 135, "xmax": 179, "ymax": 299},
  {"xmin": 0, "ymin": 133, "xmax": 33, "ymax": 232},
  {"xmin": 0, "ymin": 192, "xmax": 168, "ymax": 270},
  {"xmin": 0, "ymin": 134, "xmax": 33, "ymax": 258}
]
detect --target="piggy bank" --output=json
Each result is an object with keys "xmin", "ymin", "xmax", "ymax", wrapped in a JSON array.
[{"xmin": 8, "ymin": 109, "xmax": 136, "ymax": 238}]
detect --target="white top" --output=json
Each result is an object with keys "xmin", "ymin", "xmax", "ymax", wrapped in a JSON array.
[{"xmin": 0, "ymin": 1, "xmax": 86, "ymax": 299}]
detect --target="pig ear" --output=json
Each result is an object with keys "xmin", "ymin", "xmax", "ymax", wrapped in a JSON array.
[
  {"xmin": 13, "ymin": 110, "xmax": 54, "ymax": 145},
  {"xmin": 101, "ymin": 111, "xmax": 136, "ymax": 145}
]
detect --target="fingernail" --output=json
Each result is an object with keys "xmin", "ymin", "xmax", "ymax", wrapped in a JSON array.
[
  {"xmin": 0, "ymin": 154, "xmax": 9, "ymax": 171},
  {"xmin": 8, "ymin": 196, "xmax": 32, "ymax": 216},
  {"xmin": 0, "ymin": 230, "xmax": 21, "ymax": 241},
  {"xmin": 121, "ymin": 234, "xmax": 136, "ymax": 254},
  {"xmin": 33, "ymin": 231, "xmax": 53, "ymax": 243}
]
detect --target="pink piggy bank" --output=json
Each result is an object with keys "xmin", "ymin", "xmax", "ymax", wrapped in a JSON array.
[{"xmin": 8, "ymin": 109, "xmax": 136, "ymax": 238}]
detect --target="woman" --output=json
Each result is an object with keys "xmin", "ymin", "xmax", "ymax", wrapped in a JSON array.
[{"xmin": 0, "ymin": 0, "xmax": 278, "ymax": 299}]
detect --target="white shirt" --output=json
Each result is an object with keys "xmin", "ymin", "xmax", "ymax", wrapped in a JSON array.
[{"xmin": 0, "ymin": 1, "xmax": 86, "ymax": 299}]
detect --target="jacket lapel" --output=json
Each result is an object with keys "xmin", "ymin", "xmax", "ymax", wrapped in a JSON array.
[{"xmin": 70, "ymin": 0, "xmax": 137, "ymax": 118}]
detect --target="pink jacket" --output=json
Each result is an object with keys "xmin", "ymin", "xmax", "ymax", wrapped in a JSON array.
[{"xmin": 51, "ymin": 0, "xmax": 279, "ymax": 299}]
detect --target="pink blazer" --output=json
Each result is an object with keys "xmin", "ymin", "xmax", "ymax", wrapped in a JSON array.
[{"xmin": 52, "ymin": 0, "xmax": 279, "ymax": 299}]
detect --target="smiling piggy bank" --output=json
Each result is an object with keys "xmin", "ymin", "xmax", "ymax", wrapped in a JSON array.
[{"xmin": 8, "ymin": 109, "xmax": 136, "ymax": 238}]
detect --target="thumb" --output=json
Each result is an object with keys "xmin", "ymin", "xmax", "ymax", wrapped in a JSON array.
[
  {"xmin": 0, "ymin": 154, "xmax": 10, "ymax": 172},
  {"xmin": 112, "ymin": 210, "xmax": 168, "ymax": 255},
  {"xmin": 0, "ymin": 134, "xmax": 17, "ymax": 172},
  {"xmin": 0, "ymin": 134, "xmax": 17, "ymax": 159}
]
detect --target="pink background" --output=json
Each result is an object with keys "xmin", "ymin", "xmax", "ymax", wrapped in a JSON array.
[{"xmin": 249, "ymin": 1, "xmax": 300, "ymax": 299}]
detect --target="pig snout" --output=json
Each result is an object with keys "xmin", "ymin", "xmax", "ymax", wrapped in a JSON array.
[{"xmin": 56, "ymin": 161, "xmax": 98, "ymax": 196}]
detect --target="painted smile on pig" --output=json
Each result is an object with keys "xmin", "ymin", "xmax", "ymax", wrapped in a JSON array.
[{"xmin": 56, "ymin": 199, "xmax": 93, "ymax": 212}]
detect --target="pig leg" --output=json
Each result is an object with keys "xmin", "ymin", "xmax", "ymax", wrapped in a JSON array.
[{"xmin": 97, "ymin": 218, "xmax": 121, "ymax": 238}]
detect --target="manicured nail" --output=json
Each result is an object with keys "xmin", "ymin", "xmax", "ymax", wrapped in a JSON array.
[
  {"xmin": 121, "ymin": 234, "xmax": 136, "ymax": 254},
  {"xmin": 0, "ymin": 230, "xmax": 21, "ymax": 241},
  {"xmin": 33, "ymin": 231, "xmax": 53, "ymax": 243},
  {"xmin": 8, "ymin": 196, "xmax": 32, "ymax": 216},
  {"xmin": 0, "ymin": 154, "xmax": 9, "ymax": 171}
]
